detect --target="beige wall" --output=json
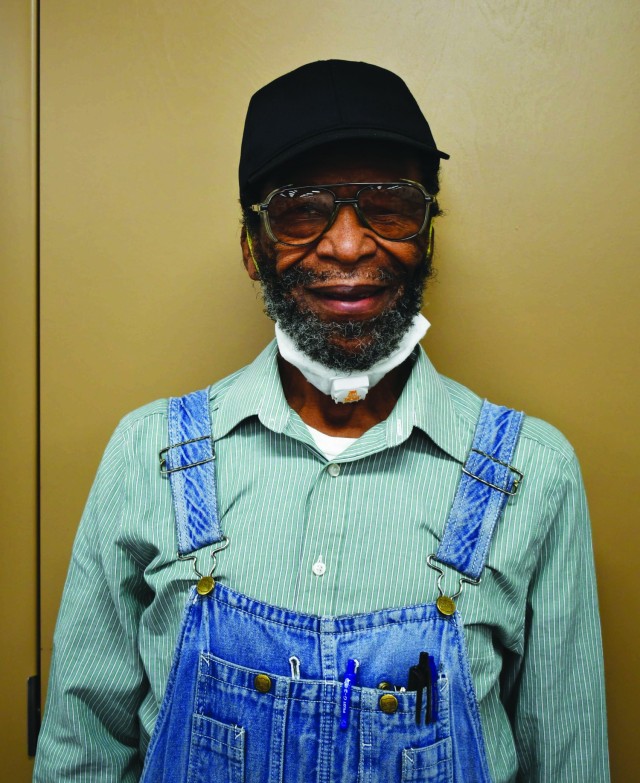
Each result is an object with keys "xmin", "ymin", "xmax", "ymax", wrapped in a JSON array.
[{"xmin": 4, "ymin": 0, "xmax": 638, "ymax": 780}]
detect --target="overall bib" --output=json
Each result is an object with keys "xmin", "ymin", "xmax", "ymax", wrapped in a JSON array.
[{"xmin": 141, "ymin": 391, "xmax": 523, "ymax": 783}]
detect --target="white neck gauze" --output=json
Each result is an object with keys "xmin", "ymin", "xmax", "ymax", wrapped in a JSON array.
[{"xmin": 275, "ymin": 314, "xmax": 430, "ymax": 404}]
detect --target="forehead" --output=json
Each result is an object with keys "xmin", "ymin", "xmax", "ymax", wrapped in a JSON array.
[{"xmin": 263, "ymin": 140, "xmax": 422, "ymax": 192}]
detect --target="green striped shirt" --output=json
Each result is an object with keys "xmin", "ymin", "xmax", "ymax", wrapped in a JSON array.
[{"xmin": 35, "ymin": 341, "xmax": 609, "ymax": 782}]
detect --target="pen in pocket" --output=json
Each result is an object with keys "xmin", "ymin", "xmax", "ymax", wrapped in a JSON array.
[
  {"xmin": 407, "ymin": 652, "xmax": 436, "ymax": 725},
  {"xmin": 339, "ymin": 659, "xmax": 359, "ymax": 730}
]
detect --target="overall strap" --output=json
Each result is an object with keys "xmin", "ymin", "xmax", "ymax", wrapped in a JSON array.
[
  {"xmin": 160, "ymin": 388, "xmax": 224, "ymax": 555},
  {"xmin": 436, "ymin": 400, "xmax": 524, "ymax": 581}
]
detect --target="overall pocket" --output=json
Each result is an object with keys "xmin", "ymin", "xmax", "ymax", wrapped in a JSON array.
[
  {"xmin": 190, "ymin": 653, "xmax": 291, "ymax": 783},
  {"xmin": 186, "ymin": 714, "xmax": 245, "ymax": 783},
  {"xmin": 401, "ymin": 737, "xmax": 453, "ymax": 782},
  {"xmin": 358, "ymin": 672, "xmax": 453, "ymax": 783}
]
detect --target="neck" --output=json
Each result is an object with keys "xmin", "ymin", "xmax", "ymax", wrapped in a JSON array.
[
  {"xmin": 278, "ymin": 354, "xmax": 413, "ymax": 437},
  {"xmin": 275, "ymin": 314, "xmax": 429, "ymax": 404}
]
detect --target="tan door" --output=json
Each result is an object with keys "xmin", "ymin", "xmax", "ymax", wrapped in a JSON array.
[{"xmin": 21, "ymin": 3, "xmax": 640, "ymax": 782}]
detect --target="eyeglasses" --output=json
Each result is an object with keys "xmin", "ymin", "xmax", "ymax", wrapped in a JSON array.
[{"xmin": 250, "ymin": 180, "xmax": 433, "ymax": 246}]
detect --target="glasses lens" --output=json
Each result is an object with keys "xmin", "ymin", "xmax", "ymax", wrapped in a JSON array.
[
  {"xmin": 267, "ymin": 188, "xmax": 334, "ymax": 244},
  {"xmin": 358, "ymin": 184, "xmax": 427, "ymax": 240}
]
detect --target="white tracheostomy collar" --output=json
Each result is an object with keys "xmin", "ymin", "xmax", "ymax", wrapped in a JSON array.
[{"xmin": 275, "ymin": 314, "xmax": 430, "ymax": 404}]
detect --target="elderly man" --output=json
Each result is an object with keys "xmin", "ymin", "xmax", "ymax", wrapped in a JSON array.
[{"xmin": 34, "ymin": 60, "xmax": 609, "ymax": 782}]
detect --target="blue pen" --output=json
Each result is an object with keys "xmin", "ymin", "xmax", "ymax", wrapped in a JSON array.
[{"xmin": 339, "ymin": 659, "xmax": 359, "ymax": 730}]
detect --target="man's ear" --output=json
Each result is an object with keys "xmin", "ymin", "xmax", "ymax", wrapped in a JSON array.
[{"xmin": 241, "ymin": 226, "xmax": 261, "ymax": 280}]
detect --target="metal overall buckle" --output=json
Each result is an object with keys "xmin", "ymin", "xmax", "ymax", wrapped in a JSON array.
[
  {"xmin": 159, "ymin": 435, "xmax": 215, "ymax": 475},
  {"xmin": 427, "ymin": 555, "xmax": 481, "ymax": 616},
  {"xmin": 462, "ymin": 449, "xmax": 523, "ymax": 496},
  {"xmin": 177, "ymin": 537, "xmax": 230, "ymax": 596}
]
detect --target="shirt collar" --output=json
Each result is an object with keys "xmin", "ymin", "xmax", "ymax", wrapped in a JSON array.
[
  {"xmin": 211, "ymin": 341, "xmax": 291, "ymax": 438},
  {"xmin": 211, "ymin": 340, "xmax": 471, "ymax": 464},
  {"xmin": 385, "ymin": 347, "xmax": 471, "ymax": 463}
]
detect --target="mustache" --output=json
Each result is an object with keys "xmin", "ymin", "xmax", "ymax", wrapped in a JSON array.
[{"xmin": 277, "ymin": 266, "xmax": 397, "ymax": 292}]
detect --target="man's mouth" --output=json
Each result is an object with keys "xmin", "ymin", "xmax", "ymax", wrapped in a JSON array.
[
  {"xmin": 309, "ymin": 284, "xmax": 387, "ymax": 301},
  {"xmin": 304, "ymin": 283, "xmax": 392, "ymax": 316}
]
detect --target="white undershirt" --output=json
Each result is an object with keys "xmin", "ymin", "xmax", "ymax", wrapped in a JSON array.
[{"xmin": 305, "ymin": 425, "xmax": 357, "ymax": 461}]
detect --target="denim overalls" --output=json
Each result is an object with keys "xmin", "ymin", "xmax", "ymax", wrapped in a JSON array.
[{"xmin": 141, "ymin": 390, "xmax": 523, "ymax": 783}]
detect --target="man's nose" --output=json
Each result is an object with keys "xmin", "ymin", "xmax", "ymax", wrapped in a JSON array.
[{"xmin": 315, "ymin": 204, "xmax": 377, "ymax": 263}]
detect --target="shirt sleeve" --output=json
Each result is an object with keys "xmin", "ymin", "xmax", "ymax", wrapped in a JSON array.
[
  {"xmin": 34, "ymin": 423, "xmax": 149, "ymax": 782},
  {"xmin": 505, "ymin": 450, "xmax": 610, "ymax": 782}
]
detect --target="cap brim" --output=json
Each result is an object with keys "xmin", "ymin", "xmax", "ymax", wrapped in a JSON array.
[{"xmin": 245, "ymin": 127, "xmax": 449, "ymax": 187}]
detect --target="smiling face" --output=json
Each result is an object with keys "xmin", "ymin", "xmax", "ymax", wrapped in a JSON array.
[{"xmin": 243, "ymin": 142, "xmax": 434, "ymax": 371}]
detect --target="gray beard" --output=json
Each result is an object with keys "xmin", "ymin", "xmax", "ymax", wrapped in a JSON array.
[{"xmin": 258, "ymin": 261, "xmax": 431, "ymax": 373}]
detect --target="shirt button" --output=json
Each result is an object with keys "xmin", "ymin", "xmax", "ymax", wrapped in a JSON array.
[
  {"xmin": 312, "ymin": 556, "xmax": 326, "ymax": 576},
  {"xmin": 327, "ymin": 463, "xmax": 341, "ymax": 477}
]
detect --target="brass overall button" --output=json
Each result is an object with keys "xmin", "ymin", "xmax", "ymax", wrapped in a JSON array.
[
  {"xmin": 436, "ymin": 595, "xmax": 456, "ymax": 616},
  {"xmin": 196, "ymin": 576, "xmax": 215, "ymax": 596},
  {"xmin": 379, "ymin": 693, "xmax": 399, "ymax": 714},
  {"xmin": 254, "ymin": 674, "xmax": 272, "ymax": 693}
]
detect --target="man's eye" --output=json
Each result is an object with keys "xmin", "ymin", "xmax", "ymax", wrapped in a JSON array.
[
  {"xmin": 370, "ymin": 212, "xmax": 403, "ymax": 222},
  {"xmin": 285, "ymin": 202, "xmax": 327, "ymax": 219},
  {"xmin": 366, "ymin": 203, "xmax": 408, "ymax": 218}
]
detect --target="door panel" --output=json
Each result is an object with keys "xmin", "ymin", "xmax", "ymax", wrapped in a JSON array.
[{"xmin": 0, "ymin": 0, "xmax": 38, "ymax": 779}]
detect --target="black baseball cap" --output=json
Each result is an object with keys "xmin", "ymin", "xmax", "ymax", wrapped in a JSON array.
[{"xmin": 239, "ymin": 59, "xmax": 449, "ymax": 199}]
